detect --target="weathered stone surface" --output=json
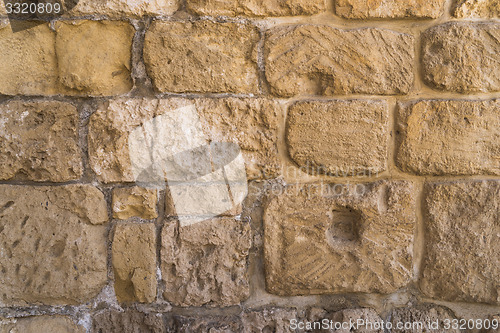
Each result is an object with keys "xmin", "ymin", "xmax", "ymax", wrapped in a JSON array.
[
  {"xmin": 389, "ymin": 304, "xmax": 459, "ymax": 333},
  {"xmin": 396, "ymin": 99, "xmax": 500, "ymax": 176},
  {"xmin": 166, "ymin": 315, "xmax": 243, "ymax": 332},
  {"xmin": 241, "ymin": 308, "xmax": 297, "ymax": 333},
  {"xmin": 306, "ymin": 308, "xmax": 383, "ymax": 333},
  {"xmin": 161, "ymin": 217, "xmax": 251, "ymax": 306},
  {"xmin": 335, "ymin": 0, "xmax": 446, "ymax": 18},
  {"xmin": 422, "ymin": 23, "xmax": 500, "ymax": 93},
  {"xmin": 112, "ymin": 187, "xmax": 158, "ymax": 220},
  {"xmin": 453, "ymin": 0, "xmax": 500, "ymax": 18},
  {"xmin": 89, "ymin": 98, "xmax": 280, "ymax": 182},
  {"xmin": 92, "ymin": 310, "xmax": 165, "ymax": 333},
  {"xmin": 0, "ymin": 316, "xmax": 84, "ymax": 333},
  {"xmin": 112, "ymin": 223, "xmax": 157, "ymax": 303},
  {"xmin": 287, "ymin": 100, "xmax": 389, "ymax": 177},
  {"xmin": 67, "ymin": 0, "xmax": 179, "ymax": 17},
  {"xmin": 265, "ymin": 25, "xmax": 414, "ymax": 97},
  {"xmin": 54, "ymin": 21, "xmax": 134, "ymax": 96},
  {"xmin": 420, "ymin": 181, "xmax": 500, "ymax": 304},
  {"xmin": 0, "ymin": 101, "xmax": 82, "ymax": 182},
  {"xmin": 264, "ymin": 180, "xmax": 417, "ymax": 295},
  {"xmin": 144, "ymin": 21, "xmax": 259, "ymax": 94},
  {"xmin": 186, "ymin": 0, "xmax": 325, "ymax": 16},
  {"xmin": 0, "ymin": 185, "xmax": 108, "ymax": 305},
  {"xmin": 0, "ymin": 21, "xmax": 133, "ymax": 96}
]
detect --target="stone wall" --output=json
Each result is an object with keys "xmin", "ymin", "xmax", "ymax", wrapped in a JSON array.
[{"xmin": 0, "ymin": 0, "xmax": 499, "ymax": 331}]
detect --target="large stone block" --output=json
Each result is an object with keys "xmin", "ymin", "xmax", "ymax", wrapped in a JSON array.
[
  {"xmin": 396, "ymin": 99, "xmax": 500, "ymax": 176},
  {"xmin": 0, "ymin": 21, "xmax": 133, "ymax": 96},
  {"xmin": 0, "ymin": 316, "xmax": 84, "ymax": 333},
  {"xmin": 161, "ymin": 217, "xmax": 251, "ymax": 306},
  {"xmin": 264, "ymin": 181, "xmax": 417, "ymax": 295},
  {"xmin": 0, "ymin": 185, "xmax": 108, "ymax": 305},
  {"xmin": 92, "ymin": 310, "xmax": 165, "ymax": 333},
  {"xmin": 265, "ymin": 25, "xmax": 414, "ymax": 96},
  {"xmin": 144, "ymin": 21, "xmax": 259, "ymax": 94},
  {"xmin": 112, "ymin": 223, "xmax": 157, "ymax": 303},
  {"xmin": 422, "ymin": 22, "xmax": 500, "ymax": 93},
  {"xmin": 112, "ymin": 187, "xmax": 158, "ymax": 220},
  {"xmin": 452, "ymin": 0, "xmax": 500, "ymax": 18},
  {"xmin": 287, "ymin": 100, "xmax": 389, "ymax": 177},
  {"xmin": 0, "ymin": 101, "xmax": 82, "ymax": 182},
  {"xmin": 186, "ymin": 0, "xmax": 326, "ymax": 16},
  {"xmin": 166, "ymin": 315, "xmax": 243, "ymax": 332},
  {"xmin": 335, "ymin": 0, "xmax": 446, "ymax": 18},
  {"xmin": 89, "ymin": 98, "xmax": 280, "ymax": 183},
  {"xmin": 420, "ymin": 181, "xmax": 500, "ymax": 304}
]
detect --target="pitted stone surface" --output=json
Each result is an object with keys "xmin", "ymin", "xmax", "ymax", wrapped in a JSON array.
[
  {"xmin": 264, "ymin": 181, "xmax": 417, "ymax": 295},
  {"xmin": 335, "ymin": 0, "xmax": 446, "ymax": 18},
  {"xmin": 0, "ymin": 185, "xmax": 108, "ymax": 305}
]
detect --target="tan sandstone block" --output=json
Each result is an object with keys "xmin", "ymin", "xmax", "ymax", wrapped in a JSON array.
[
  {"xmin": 241, "ymin": 308, "xmax": 298, "ymax": 333},
  {"xmin": 264, "ymin": 181, "xmax": 417, "ymax": 295},
  {"xmin": 161, "ymin": 218, "xmax": 251, "ymax": 306},
  {"xmin": 54, "ymin": 21, "xmax": 134, "ymax": 96},
  {"xmin": 420, "ymin": 181, "xmax": 500, "ymax": 305},
  {"xmin": 335, "ymin": 0, "xmax": 446, "ymax": 19},
  {"xmin": 144, "ymin": 20, "xmax": 259, "ymax": 94},
  {"xmin": 0, "ymin": 316, "xmax": 84, "ymax": 333},
  {"xmin": 0, "ymin": 23, "xmax": 58, "ymax": 95},
  {"xmin": 68, "ymin": 0, "xmax": 179, "ymax": 17},
  {"xmin": 287, "ymin": 100, "xmax": 389, "ymax": 177},
  {"xmin": 0, "ymin": 185, "xmax": 108, "ymax": 305},
  {"xmin": 453, "ymin": 0, "xmax": 500, "ymax": 18},
  {"xmin": 0, "ymin": 21, "xmax": 133, "ymax": 96},
  {"xmin": 422, "ymin": 23, "xmax": 500, "ymax": 93},
  {"xmin": 89, "ymin": 98, "xmax": 280, "ymax": 183},
  {"xmin": 396, "ymin": 99, "xmax": 500, "ymax": 176},
  {"xmin": 265, "ymin": 25, "xmax": 414, "ymax": 97},
  {"xmin": 186, "ymin": 0, "xmax": 326, "ymax": 16},
  {"xmin": 0, "ymin": 101, "xmax": 82, "ymax": 182},
  {"xmin": 112, "ymin": 223, "xmax": 157, "ymax": 303},
  {"xmin": 112, "ymin": 187, "xmax": 158, "ymax": 220}
]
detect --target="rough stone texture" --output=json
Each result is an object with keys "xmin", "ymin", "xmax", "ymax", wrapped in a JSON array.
[
  {"xmin": 0, "ymin": 185, "xmax": 108, "ymax": 305},
  {"xmin": 306, "ymin": 308, "xmax": 383, "ymax": 333},
  {"xmin": 0, "ymin": 21, "xmax": 133, "ymax": 96},
  {"xmin": 89, "ymin": 98, "xmax": 280, "ymax": 183},
  {"xmin": 453, "ymin": 0, "xmax": 500, "ymax": 18},
  {"xmin": 389, "ymin": 304, "xmax": 459, "ymax": 333},
  {"xmin": 92, "ymin": 310, "xmax": 165, "ymax": 333},
  {"xmin": 112, "ymin": 223, "xmax": 157, "ymax": 303},
  {"xmin": 166, "ymin": 315, "xmax": 243, "ymax": 332},
  {"xmin": 186, "ymin": 0, "xmax": 326, "ymax": 16},
  {"xmin": 112, "ymin": 187, "xmax": 158, "ymax": 220},
  {"xmin": 161, "ymin": 218, "xmax": 251, "ymax": 306},
  {"xmin": 241, "ymin": 308, "xmax": 297, "ymax": 333},
  {"xmin": 420, "ymin": 181, "xmax": 500, "ymax": 305},
  {"xmin": 335, "ymin": 0, "xmax": 446, "ymax": 18},
  {"xmin": 287, "ymin": 100, "xmax": 389, "ymax": 176},
  {"xmin": 396, "ymin": 99, "xmax": 500, "ymax": 176},
  {"xmin": 144, "ymin": 21, "xmax": 259, "ymax": 94},
  {"xmin": 67, "ymin": 0, "xmax": 179, "ymax": 17},
  {"xmin": 265, "ymin": 25, "xmax": 414, "ymax": 97},
  {"xmin": 264, "ymin": 180, "xmax": 417, "ymax": 295},
  {"xmin": 0, "ymin": 101, "xmax": 82, "ymax": 182},
  {"xmin": 422, "ymin": 22, "xmax": 500, "ymax": 93},
  {"xmin": 0, "ymin": 316, "xmax": 84, "ymax": 333}
]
